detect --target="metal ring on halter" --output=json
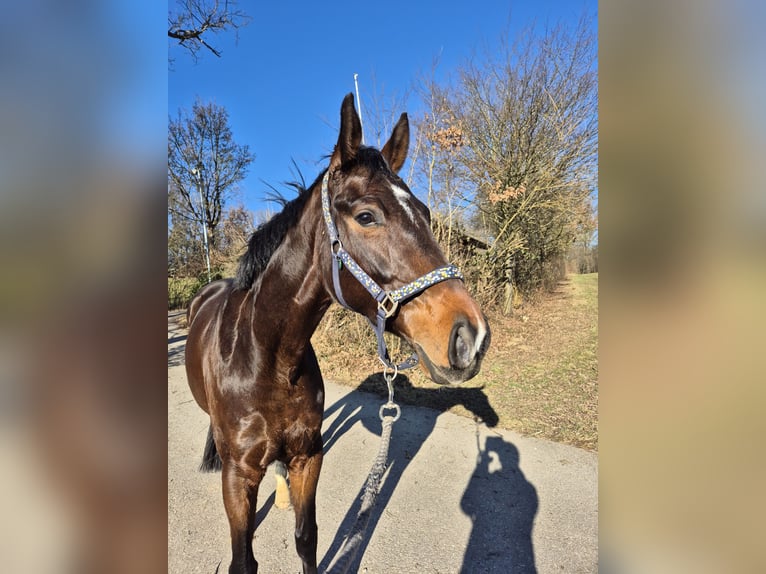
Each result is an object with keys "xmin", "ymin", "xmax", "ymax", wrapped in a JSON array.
[
  {"xmin": 379, "ymin": 402, "xmax": 401, "ymax": 422},
  {"xmin": 382, "ymin": 361, "xmax": 398, "ymax": 386},
  {"xmin": 380, "ymin": 362, "xmax": 400, "ymax": 421},
  {"xmin": 331, "ymin": 238, "xmax": 343, "ymax": 255}
]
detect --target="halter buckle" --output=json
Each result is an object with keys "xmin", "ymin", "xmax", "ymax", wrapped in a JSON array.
[{"xmin": 377, "ymin": 294, "xmax": 399, "ymax": 319}]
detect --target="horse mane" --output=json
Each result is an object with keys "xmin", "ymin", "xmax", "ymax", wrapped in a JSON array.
[
  {"xmin": 234, "ymin": 171, "xmax": 325, "ymax": 291},
  {"xmin": 234, "ymin": 148, "xmax": 389, "ymax": 291}
]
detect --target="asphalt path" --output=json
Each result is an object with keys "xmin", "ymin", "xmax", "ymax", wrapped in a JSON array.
[{"xmin": 168, "ymin": 311, "xmax": 597, "ymax": 573}]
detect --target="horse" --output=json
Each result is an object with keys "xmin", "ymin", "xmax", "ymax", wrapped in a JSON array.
[{"xmin": 184, "ymin": 93, "xmax": 490, "ymax": 574}]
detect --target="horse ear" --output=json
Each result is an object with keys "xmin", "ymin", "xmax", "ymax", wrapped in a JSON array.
[
  {"xmin": 329, "ymin": 93, "xmax": 363, "ymax": 171},
  {"xmin": 381, "ymin": 113, "xmax": 409, "ymax": 173}
]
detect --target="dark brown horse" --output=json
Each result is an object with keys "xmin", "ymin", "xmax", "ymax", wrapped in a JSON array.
[{"xmin": 185, "ymin": 94, "xmax": 490, "ymax": 574}]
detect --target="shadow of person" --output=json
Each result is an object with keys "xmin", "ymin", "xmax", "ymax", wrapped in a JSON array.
[
  {"xmin": 319, "ymin": 372, "xmax": 510, "ymax": 572},
  {"xmin": 460, "ymin": 436, "xmax": 538, "ymax": 573}
]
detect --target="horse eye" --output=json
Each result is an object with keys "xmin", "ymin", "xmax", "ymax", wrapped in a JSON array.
[{"xmin": 354, "ymin": 211, "xmax": 376, "ymax": 227}]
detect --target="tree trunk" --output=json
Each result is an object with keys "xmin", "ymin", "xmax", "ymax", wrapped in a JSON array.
[{"xmin": 503, "ymin": 281, "xmax": 514, "ymax": 316}]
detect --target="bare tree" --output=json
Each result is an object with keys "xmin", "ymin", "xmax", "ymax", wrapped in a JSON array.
[
  {"xmin": 362, "ymin": 74, "xmax": 412, "ymax": 149},
  {"xmin": 169, "ymin": 202, "xmax": 255, "ymax": 278},
  {"xmin": 168, "ymin": 210, "xmax": 205, "ymax": 277},
  {"xmin": 216, "ymin": 205, "xmax": 255, "ymax": 260},
  {"xmin": 447, "ymin": 17, "xmax": 597, "ymax": 302},
  {"xmin": 168, "ymin": 100, "xmax": 254, "ymax": 262},
  {"xmin": 410, "ymin": 56, "xmax": 494, "ymax": 282},
  {"xmin": 168, "ymin": 0, "xmax": 250, "ymax": 61}
]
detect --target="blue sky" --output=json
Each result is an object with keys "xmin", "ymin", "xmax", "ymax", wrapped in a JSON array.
[{"xmin": 169, "ymin": 0, "xmax": 595, "ymax": 217}]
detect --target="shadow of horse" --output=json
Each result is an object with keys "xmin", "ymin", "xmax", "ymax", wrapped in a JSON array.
[{"xmin": 319, "ymin": 373, "xmax": 538, "ymax": 573}]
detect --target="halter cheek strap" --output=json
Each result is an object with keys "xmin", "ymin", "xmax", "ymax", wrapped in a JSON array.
[{"xmin": 321, "ymin": 171, "xmax": 464, "ymax": 370}]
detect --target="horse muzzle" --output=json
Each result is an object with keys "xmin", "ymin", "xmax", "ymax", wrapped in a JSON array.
[{"xmin": 415, "ymin": 316, "xmax": 491, "ymax": 385}]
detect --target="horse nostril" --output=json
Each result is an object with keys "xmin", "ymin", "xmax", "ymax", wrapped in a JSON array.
[{"xmin": 449, "ymin": 321, "xmax": 476, "ymax": 371}]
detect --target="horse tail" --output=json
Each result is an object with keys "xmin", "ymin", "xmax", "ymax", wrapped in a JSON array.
[{"xmin": 200, "ymin": 424, "xmax": 222, "ymax": 472}]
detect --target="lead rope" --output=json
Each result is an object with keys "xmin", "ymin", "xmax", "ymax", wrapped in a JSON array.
[{"xmin": 325, "ymin": 365, "xmax": 400, "ymax": 574}]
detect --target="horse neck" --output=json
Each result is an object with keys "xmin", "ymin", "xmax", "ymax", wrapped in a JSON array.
[{"xmin": 250, "ymin": 185, "xmax": 330, "ymax": 361}]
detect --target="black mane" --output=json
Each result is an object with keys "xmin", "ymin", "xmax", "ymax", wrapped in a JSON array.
[
  {"xmin": 234, "ymin": 147, "xmax": 390, "ymax": 292},
  {"xmin": 234, "ymin": 172, "xmax": 324, "ymax": 291}
]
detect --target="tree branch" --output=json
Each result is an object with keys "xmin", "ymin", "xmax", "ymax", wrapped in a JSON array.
[{"xmin": 168, "ymin": 0, "xmax": 250, "ymax": 61}]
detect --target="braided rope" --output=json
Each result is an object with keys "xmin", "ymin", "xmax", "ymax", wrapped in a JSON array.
[
  {"xmin": 325, "ymin": 413, "xmax": 396, "ymax": 574},
  {"xmin": 325, "ymin": 371, "xmax": 399, "ymax": 574}
]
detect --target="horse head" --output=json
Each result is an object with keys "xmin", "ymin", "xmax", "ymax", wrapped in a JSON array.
[{"xmin": 320, "ymin": 94, "xmax": 490, "ymax": 385}]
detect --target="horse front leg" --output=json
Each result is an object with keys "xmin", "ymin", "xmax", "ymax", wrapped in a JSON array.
[
  {"xmin": 222, "ymin": 459, "xmax": 264, "ymax": 574},
  {"xmin": 288, "ymin": 452, "xmax": 323, "ymax": 574}
]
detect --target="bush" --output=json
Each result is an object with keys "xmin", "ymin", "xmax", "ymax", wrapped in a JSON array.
[
  {"xmin": 167, "ymin": 270, "xmax": 224, "ymax": 310},
  {"xmin": 168, "ymin": 277, "xmax": 200, "ymax": 310}
]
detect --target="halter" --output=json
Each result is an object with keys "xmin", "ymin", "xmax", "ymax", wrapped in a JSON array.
[{"xmin": 321, "ymin": 170, "xmax": 464, "ymax": 370}]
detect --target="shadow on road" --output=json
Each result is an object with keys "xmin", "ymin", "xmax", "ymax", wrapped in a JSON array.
[
  {"xmin": 168, "ymin": 312, "xmax": 187, "ymax": 368},
  {"xmin": 167, "ymin": 336, "xmax": 187, "ymax": 367},
  {"xmin": 167, "ymin": 314, "xmax": 539, "ymax": 572},
  {"xmin": 319, "ymin": 373, "xmax": 538, "ymax": 573}
]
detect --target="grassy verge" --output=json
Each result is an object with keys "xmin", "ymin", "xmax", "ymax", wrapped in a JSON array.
[
  {"xmin": 312, "ymin": 273, "xmax": 598, "ymax": 451},
  {"xmin": 483, "ymin": 273, "xmax": 598, "ymax": 450}
]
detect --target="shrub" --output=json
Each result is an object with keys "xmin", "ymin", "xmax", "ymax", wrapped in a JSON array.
[{"xmin": 168, "ymin": 270, "xmax": 224, "ymax": 310}]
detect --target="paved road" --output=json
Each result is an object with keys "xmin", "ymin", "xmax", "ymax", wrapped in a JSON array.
[{"xmin": 168, "ymin": 312, "xmax": 597, "ymax": 573}]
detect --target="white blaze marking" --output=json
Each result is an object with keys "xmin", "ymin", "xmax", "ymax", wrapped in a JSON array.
[
  {"xmin": 391, "ymin": 184, "xmax": 416, "ymax": 222},
  {"xmin": 473, "ymin": 316, "xmax": 488, "ymax": 357}
]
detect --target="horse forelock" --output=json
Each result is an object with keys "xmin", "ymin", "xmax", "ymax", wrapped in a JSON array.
[{"xmin": 343, "ymin": 146, "xmax": 391, "ymax": 175}]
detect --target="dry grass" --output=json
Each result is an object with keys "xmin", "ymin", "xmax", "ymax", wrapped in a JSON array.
[
  {"xmin": 312, "ymin": 273, "xmax": 598, "ymax": 451},
  {"xmin": 482, "ymin": 273, "xmax": 598, "ymax": 450}
]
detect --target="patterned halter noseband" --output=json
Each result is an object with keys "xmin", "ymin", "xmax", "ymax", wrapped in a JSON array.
[{"xmin": 320, "ymin": 171, "xmax": 464, "ymax": 370}]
